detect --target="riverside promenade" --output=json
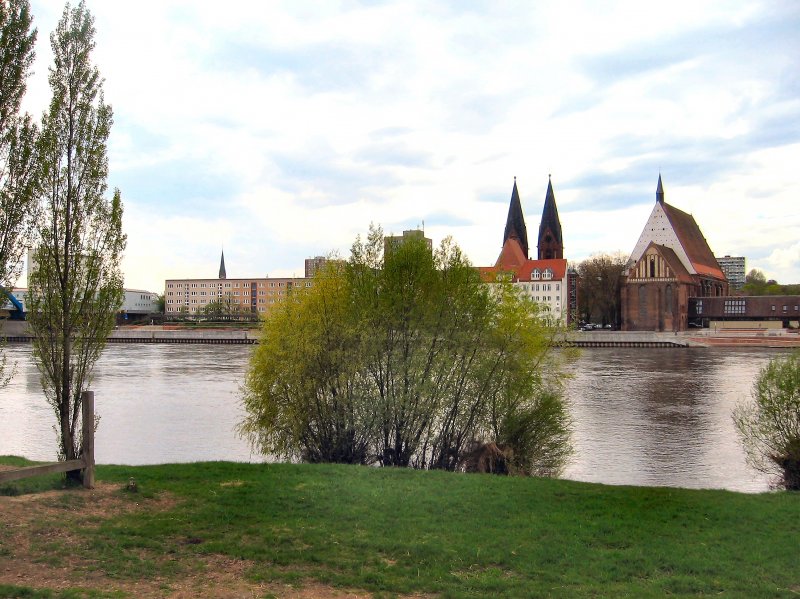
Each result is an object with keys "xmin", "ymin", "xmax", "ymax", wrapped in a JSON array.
[
  {"xmin": 2, "ymin": 321, "xmax": 799, "ymax": 348},
  {"xmin": 0, "ymin": 322, "xmax": 259, "ymax": 344},
  {"xmin": 572, "ymin": 328, "xmax": 800, "ymax": 348}
]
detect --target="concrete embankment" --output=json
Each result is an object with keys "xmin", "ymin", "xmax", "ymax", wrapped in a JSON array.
[
  {"xmin": 566, "ymin": 331, "xmax": 696, "ymax": 348},
  {"xmin": 3, "ymin": 320, "xmax": 798, "ymax": 348},
  {"xmin": 0, "ymin": 322, "xmax": 260, "ymax": 345},
  {"xmin": 568, "ymin": 329, "xmax": 800, "ymax": 348}
]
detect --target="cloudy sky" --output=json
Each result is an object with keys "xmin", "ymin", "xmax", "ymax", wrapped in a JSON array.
[{"xmin": 20, "ymin": 0, "xmax": 800, "ymax": 291}]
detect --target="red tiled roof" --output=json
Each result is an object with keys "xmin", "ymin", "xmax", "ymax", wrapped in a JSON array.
[
  {"xmin": 661, "ymin": 203, "xmax": 726, "ymax": 281},
  {"xmin": 480, "ymin": 256, "xmax": 568, "ymax": 283},
  {"xmin": 514, "ymin": 259, "xmax": 568, "ymax": 282},
  {"xmin": 494, "ymin": 238, "xmax": 528, "ymax": 270}
]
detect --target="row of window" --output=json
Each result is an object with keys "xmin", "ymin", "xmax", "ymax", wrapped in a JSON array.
[
  {"xmin": 166, "ymin": 281, "xmax": 306, "ymax": 289},
  {"xmin": 168, "ymin": 290, "xmax": 288, "ymax": 297},
  {"xmin": 531, "ymin": 268, "xmax": 554, "ymax": 281},
  {"xmin": 167, "ymin": 298, "xmax": 280, "ymax": 305},
  {"xmin": 520, "ymin": 283, "xmax": 559, "ymax": 292},
  {"xmin": 701, "ymin": 299, "xmax": 800, "ymax": 315}
]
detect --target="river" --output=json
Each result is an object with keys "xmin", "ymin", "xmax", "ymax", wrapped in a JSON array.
[{"xmin": 0, "ymin": 343, "xmax": 788, "ymax": 492}]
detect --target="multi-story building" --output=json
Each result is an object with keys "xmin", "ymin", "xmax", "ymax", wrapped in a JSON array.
[
  {"xmin": 305, "ymin": 256, "xmax": 327, "ymax": 278},
  {"xmin": 716, "ymin": 255, "xmax": 746, "ymax": 290},
  {"xmin": 480, "ymin": 178, "xmax": 577, "ymax": 324},
  {"xmin": 164, "ymin": 252, "xmax": 311, "ymax": 316},
  {"xmin": 384, "ymin": 229, "xmax": 433, "ymax": 255}
]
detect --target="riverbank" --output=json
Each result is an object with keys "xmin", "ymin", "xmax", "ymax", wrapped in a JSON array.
[
  {"xmin": 0, "ymin": 458, "xmax": 797, "ymax": 598},
  {"xmin": 4, "ymin": 320, "xmax": 799, "ymax": 347},
  {"xmin": 572, "ymin": 328, "xmax": 800, "ymax": 348}
]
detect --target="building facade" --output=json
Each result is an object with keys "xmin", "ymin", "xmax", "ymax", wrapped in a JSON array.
[
  {"xmin": 165, "ymin": 252, "xmax": 310, "ymax": 317},
  {"xmin": 690, "ymin": 295, "xmax": 800, "ymax": 328},
  {"xmin": 305, "ymin": 256, "xmax": 327, "ymax": 278},
  {"xmin": 384, "ymin": 229, "xmax": 433, "ymax": 255},
  {"xmin": 621, "ymin": 176, "xmax": 729, "ymax": 331},
  {"xmin": 2, "ymin": 287, "xmax": 159, "ymax": 321},
  {"xmin": 716, "ymin": 255, "xmax": 746, "ymax": 290},
  {"xmin": 164, "ymin": 276, "xmax": 311, "ymax": 316}
]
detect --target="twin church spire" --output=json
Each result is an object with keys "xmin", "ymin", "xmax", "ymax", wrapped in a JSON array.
[{"xmin": 502, "ymin": 176, "xmax": 563, "ymax": 260}]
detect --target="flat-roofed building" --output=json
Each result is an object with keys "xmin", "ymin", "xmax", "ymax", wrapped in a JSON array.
[
  {"xmin": 716, "ymin": 255, "xmax": 746, "ymax": 290},
  {"xmin": 164, "ymin": 276, "xmax": 311, "ymax": 316},
  {"xmin": 164, "ymin": 252, "xmax": 311, "ymax": 317}
]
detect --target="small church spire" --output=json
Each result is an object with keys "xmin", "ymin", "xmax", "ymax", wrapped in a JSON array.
[
  {"xmin": 503, "ymin": 178, "xmax": 529, "ymax": 259},
  {"xmin": 218, "ymin": 249, "xmax": 227, "ymax": 279},
  {"xmin": 656, "ymin": 174, "xmax": 665, "ymax": 203}
]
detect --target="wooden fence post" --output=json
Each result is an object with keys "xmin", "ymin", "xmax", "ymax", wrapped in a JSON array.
[{"xmin": 82, "ymin": 390, "xmax": 95, "ymax": 489}]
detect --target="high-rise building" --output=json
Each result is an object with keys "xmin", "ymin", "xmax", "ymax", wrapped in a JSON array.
[
  {"xmin": 305, "ymin": 256, "xmax": 327, "ymax": 278},
  {"xmin": 384, "ymin": 229, "xmax": 432, "ymax": 256},
  {"xmin": 716, "ymin": 255, "xmax": 746, "ymax": 290}
]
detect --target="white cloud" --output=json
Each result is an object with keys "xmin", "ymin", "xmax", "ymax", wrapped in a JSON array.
[{"xmin": 20, "ymin": 0, "xmax": 800, "ymax": 292}]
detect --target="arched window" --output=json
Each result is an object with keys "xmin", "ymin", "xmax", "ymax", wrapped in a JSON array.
[
  {"xmin": 543, "ymin": 268, "xmax": 553, "ymax": 280},
  {"xmin": 531, "ymin": 269, "xmax": 540, "ymax": 280},
  {"xmin": 649, "ymin": 256, "xmax": 656, "ymax": 278}
]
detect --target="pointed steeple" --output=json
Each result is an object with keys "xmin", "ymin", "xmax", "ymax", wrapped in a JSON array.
[
  {"xmin": 656, "ymin": 174, "xmax": 665, "ymax": 203},
  {"xmin": 503, "ymin": 177, "xmax": 529, "ymax": 259},
  {"xmin": 537, "ymin": 176, "xmax": 563, "ymax": 260},
  {"xmin": 218, "ymin": 249, "xmax": 227, "ymax": 279}
]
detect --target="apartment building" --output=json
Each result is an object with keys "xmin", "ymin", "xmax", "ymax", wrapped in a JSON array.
[{"xmin": 164, "ymin": 276, "xmax": 311, "ymax": 316}]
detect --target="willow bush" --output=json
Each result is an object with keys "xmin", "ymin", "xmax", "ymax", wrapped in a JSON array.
[
  {"xmin": 734, "ymin": 351, "xmax": 800, "ymax": 490},
  {"xmin": 241, "ymin": 225, "xmax": 572, "ymax": 476}
]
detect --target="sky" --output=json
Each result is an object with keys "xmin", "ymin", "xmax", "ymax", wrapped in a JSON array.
[{"xmin": 19, "ymin": 0, "xmax": 800, "ymax": 291}]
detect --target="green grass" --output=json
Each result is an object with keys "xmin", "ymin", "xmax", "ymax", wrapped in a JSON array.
[{"xmin": 2, "ymin": 457, "xmax": 799, "ymax": 597}]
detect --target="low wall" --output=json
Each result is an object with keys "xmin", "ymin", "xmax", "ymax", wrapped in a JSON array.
[
  {"xmin": 0, "ymin": 321, "xmax": 261, "ymax": 345},
  {"xmin": 708, "ymin": 320, "xmax": 783, "ymax": 330},
  {"xmin": 566, "ymin": 331, "xmax": 691, "ymax": 348}
]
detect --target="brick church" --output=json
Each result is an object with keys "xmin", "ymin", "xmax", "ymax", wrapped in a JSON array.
[{"xmin": 620, "ymin": 176, "xmax": 729, "ymax": 331}]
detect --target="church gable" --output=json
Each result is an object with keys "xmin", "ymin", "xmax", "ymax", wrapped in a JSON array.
[
  {"xmin": 627, "ymin": 243, "xmax": 691, "ymax": 283},
  {"xmin": 628, "ymin": 202, "xmax": 696, "ymax": 275}
]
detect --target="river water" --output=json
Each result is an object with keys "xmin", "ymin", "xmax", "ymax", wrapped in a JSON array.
[{"xmin": 0, "ymin": 343, "xmax": 788, "ymax": 492}]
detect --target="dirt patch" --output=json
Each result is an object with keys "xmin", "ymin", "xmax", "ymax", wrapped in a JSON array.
[{"xmin": 0, "ymin": 484, "xmax": 429, "ymax": 598}]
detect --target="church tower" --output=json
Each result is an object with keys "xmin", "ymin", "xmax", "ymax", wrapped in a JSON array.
[
  {"xmin": 502, "ymin": 178, "xmax": 529, "ymax": 259},
  {"xmin": 218, "ymin": 249, "xmax": 227, "ymax": 279},
  {"xmin": 537, "ymin": 177, "xmax": 563, "ymax": 259}
]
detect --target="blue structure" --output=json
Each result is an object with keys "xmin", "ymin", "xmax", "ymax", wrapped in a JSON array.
[{"xmin": 1, "ymin": 288, "xmax": 25, "ymax": 320}]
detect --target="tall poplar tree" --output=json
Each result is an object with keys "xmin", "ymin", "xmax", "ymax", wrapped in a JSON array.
[
  {"xmin": 28, "ymin": 2, "xmax": 125, "ymax": 473},
  {"xmin": 0, "ymin": 0, "xmax": 39, "ymax": 385}
]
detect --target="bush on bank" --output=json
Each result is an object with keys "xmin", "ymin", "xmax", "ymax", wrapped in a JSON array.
[
  {"xmin": 240, "ymin": 226, "xmax": 573, "ymax": 474},
  {"xmin": 734, "ymin": 350, "xmax": 800, "ymax": 490}
]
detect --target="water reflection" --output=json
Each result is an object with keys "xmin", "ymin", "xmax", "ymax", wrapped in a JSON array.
[
  {"xmin": 563, "ymin": 347, "xmax": 781, "ymax": 492},
  {"xmin": 0, "ymin": 343, "xmax": 788, "ymax": 492}
]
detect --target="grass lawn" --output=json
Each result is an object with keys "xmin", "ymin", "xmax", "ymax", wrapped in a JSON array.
[{"xmin": 1, "ymin": 457, "xmax": 798, "ymax": 597}]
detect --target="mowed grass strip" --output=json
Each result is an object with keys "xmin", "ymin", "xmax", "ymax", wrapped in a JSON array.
[{"xmin": 2, "ymin": 459, "xmax": 799, "ymax": 597}]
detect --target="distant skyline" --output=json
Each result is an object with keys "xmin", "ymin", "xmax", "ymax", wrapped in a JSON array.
[{"xmin": 18, "ymin": 1, "xmax": 800, "ymax": 291}]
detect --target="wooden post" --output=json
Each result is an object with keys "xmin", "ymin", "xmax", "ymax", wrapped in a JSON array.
[{"xmin": 82, "ymin": 390, "xmax": 95, "ymax": 489}]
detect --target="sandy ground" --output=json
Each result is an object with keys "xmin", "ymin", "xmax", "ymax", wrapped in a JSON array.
[{"xmin": 0, "ymin": 482, "xmax": 406, "ymax": 598}]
